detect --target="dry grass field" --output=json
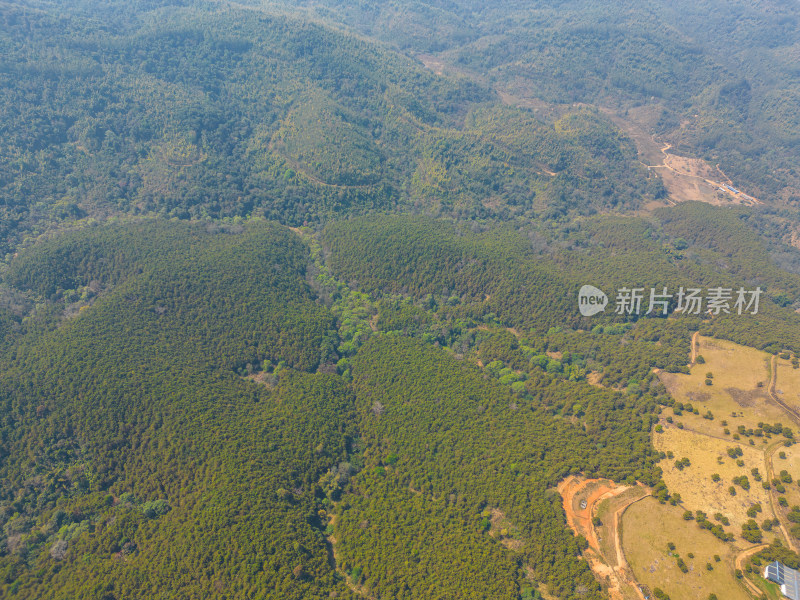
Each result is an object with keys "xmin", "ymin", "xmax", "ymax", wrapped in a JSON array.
[
  {"xmin": 621, "ymin": 497, "xmax": 751, "ymax": 600},
  {"xmin": 654, "ymin": 335, "xmax": 800, "ymax": 557},
  {"xmin": 659, "ymin": 337, "xmax": 788, "ymax": 439},
  {"xmin": 775, "ymin": 356, "xmax": 800, "ymax": 414},
  {"xmin": 571, "ymin": 335, "xmax": 800, "ymax": 598},
  {"xmin": 653, "ymin": 426, "xmax": 779, "ymax": 535}
]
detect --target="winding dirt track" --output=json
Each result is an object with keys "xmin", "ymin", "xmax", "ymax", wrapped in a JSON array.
[
  {"xmin": 762, "ymin": 355, "xmax": 800, "ymax": 552},
  {"xmin": 691, "ymin": 331, "xmax": 699, "ymax": 365},
  {"xmin": 735, "ymin": 544, "xmax": 769, "ymax": 597},
  {"xmin": 559, "ymin": 477, "xmax": 650, "ymax": 600},
  {"xmin": 768, "ymin": 355, "xmax": 800, "ymax": 424},
  {"xmin": 765, "ymin": 440, "xmax": 799, "ymax": 553},
  {"xmin": 639, "ymin": 143, "xmax": 762, "ymax": 206},
  {"xmin": 611, "ymin": 495, "xmax": 651, "ymax": 600}
]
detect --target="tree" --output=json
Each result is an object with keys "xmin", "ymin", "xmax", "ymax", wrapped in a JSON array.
[{"xmin": 742, "ymin": 520, "xmax": 763, "ymax": 543}]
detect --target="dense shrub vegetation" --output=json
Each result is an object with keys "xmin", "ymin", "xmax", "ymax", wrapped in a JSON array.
[
  {"xmin": 0, "ymin": 0, "xmax": 664, "ymax": 257},
  {"xmin": 307, "ymin": 0, "xmax": 800, "ymax": 203},
  {"xmin": 2, "ymin": 1, "xmax": 800, "ymax": 598},
  {"xmin": 0, "ymin": 220, "xmax": 670, "ymax": 599}
]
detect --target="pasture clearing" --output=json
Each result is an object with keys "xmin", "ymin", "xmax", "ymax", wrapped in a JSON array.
[
  {"xmin": 654, "ymin": 425, "xmax": 779, "ymax": 535},
  {"xmin": 622, "ymin": 497, "xmax": 751, "ymax": 600}
]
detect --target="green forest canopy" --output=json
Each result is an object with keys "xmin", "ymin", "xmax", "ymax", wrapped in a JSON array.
[
  {"xmin": 0, "ymin": 219, "xmax": 667, "ymax": 599},
  {"xmin": 2, "ymin": 1, "xmax": 800, "ymax": 598},
  {"xmin": 0, "ymin": 211, "xmax": 798, "ymax": 597}
]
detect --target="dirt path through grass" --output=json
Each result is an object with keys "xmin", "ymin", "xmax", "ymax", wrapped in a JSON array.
[
  {"xmin": 765, "ymin": 439, "xmax": 799, "ymax": 553},
  {"xmin": 735, "ymin": 543, "xmax": 769, "ymax": 597},
  {"xmin": 769, "ymin": 355, "xmax": 800, "ymax": 424},
  {"xmin": 612, "ymin": 494, "xmax": 652, "ymax": 600}
]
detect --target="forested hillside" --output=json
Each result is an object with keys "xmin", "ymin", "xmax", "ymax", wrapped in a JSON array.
[
  {"xmin": 3, "ymin": 1, "xmax": 800, "ymax": 599},
  {"xmin": 0, "ymin": 221, "xmax": 353, "ymax": 598},
  {"xmin": 8, "ymin": 213, "xmax": 797, "ymax": 597},
  {"xmin": 0, "ymin": 0, "xmax": 663, "ymax": 257},
  {"xmin": 323, "ymin": 209, "xmax": 800, "ymax": 360},
  {"xmin": 0, "ymin": 219, "xmax": 680, "ymax": 599},
  {"xmin": 340, "ymin": 335, "xmax": 661, "ymax": 600},
  {"xmin": 300, "ymin": 0, "xmax": 800, "ymax": 202}
]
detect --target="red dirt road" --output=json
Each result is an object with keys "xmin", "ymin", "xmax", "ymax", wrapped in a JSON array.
[{"xmin": 559, "ymin": 476, "xmax": 651, "ymax": 600}]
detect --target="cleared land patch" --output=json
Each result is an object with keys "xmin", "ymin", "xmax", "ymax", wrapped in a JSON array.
[
  {"xmin": 659, "ymin": 336, "xmax": 788, "ymax": 439},
  {"xmin": 654, "ymin": 425, "xmax": 779, "ymax": 535},
  {"xmin": 622, "ymin": 496, "xmax": 751, "ymax": 600},
  {"xmin": 602, "ymin": 109, "xmax": 760, "ymax": 207},
  {"xmin": 559, "ymin": 336, "xmax": 800, "ymax": 597},
  {"xmin": 559, "ymin": 477, "xmax": 650, "ymax": 600},
  {"xmin": 775, "ymin": 356, "xmax": 800, "ymax": 414}
]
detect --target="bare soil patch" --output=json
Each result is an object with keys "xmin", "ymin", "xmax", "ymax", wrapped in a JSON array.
[
  {"xmin": 726, "ymin": 387, "xmax": 770, "ymax": 408},
  {"xmin": 602, "ymin": 109, "xmax": 761, "ymax": 207},
  {"xmin": 559, "ymin": 476, "xmax": 650, "ymax": 600}
]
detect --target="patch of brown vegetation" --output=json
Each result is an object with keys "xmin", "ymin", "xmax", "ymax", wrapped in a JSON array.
[
  {"xmin": 417, "ymin": 54, "xmax": 445, "ymax": 75},
  {"xmin": 657, "ymin": 371, "xmax": 681, "ymax": 395},
  {"xmin": 487, "ymin": 508, "xmax": 525, "ymax": 551},
  {"xmin": 791, "ymin": 229, "xmax": 800, "ymax": 252},
  {"xmin": 245, "ymin": 371, "xmax": 274, "ymax": 388},
  {"xmin": 587, "ymin": 371, "xmax": 605, "ymax": 388},
  {"xmin": 685, "ymin": 391, "xmax": 711, "ymax": 404},
  {"xmin": 496, "ymin": 90, "xmax": 571, "ymax": 124},
  {"xmin": 725, "ymin": 387, "xmax": 769, "ymax": 408}
]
